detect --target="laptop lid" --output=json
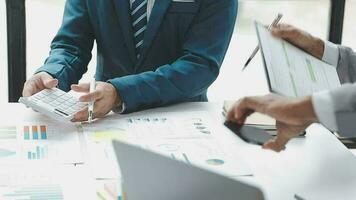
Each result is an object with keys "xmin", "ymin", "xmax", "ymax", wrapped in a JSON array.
[{"xmin": 112, "ymin": 140, "xmax": 265, "ymax": 200}]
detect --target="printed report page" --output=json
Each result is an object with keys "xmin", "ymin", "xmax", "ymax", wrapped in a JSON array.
[{"xmin": 256, "ymin": 22, "xmax": 341, "ymax": 97}]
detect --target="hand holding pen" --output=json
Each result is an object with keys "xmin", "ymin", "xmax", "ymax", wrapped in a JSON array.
[
  {"xmin": 88, "ymin": 78, "xmax": 96, "ymax": 123},
  {"xmin": 242, "ymin": 13, "xmax": 283, "ymax": 71},
  {"xmin": 71, "ymin": 79, "xmax": 119, "ymax": 122}
]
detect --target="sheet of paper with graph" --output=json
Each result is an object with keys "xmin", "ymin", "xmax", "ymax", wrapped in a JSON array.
[
  {"xmin": 0, "ymin": 123, "xmax": 83, "ymax": 165},
  {"xmin": 256, "ymin": 22, "xmax": 341, "ymax": 97},
  {"xmin": 82, "ymin": 111, "xmax": 253, "ymax": 179}
]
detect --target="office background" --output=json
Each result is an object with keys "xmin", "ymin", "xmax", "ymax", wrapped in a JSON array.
[{"xmin": 0, "ymin": 0, "xmax": 355, "ymax": 104}]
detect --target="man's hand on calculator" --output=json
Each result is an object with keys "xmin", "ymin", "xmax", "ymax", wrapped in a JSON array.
[
  {"xmin": 22, "ymin": 72, "xmax": 58, "ymax": 97},
  {"xmin": 21, "ymin": 72, "xmax": 122, "ymax": 122}
]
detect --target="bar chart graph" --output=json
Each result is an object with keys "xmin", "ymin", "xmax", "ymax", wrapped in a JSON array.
[
  {"xmin": 27, "ymin": 145, "xmax": 48, "ymax": 160},
  {"xmin": 1, "ymin": 184, "xmax": 64, "ymax": 200},
  {"xmin": 23, "ymin": 125, "xmax": 48, "ymax": 140}
]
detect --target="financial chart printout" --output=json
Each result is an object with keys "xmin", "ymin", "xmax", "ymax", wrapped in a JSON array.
[{"xmin": 256, "ymin": 22, "xmax": 341, "ymax": 97}]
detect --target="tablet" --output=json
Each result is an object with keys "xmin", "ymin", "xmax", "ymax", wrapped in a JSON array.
[
  {"xmin": 255, "ymin": 22, "xmax": 341, "ymax": 97},
  {"xmin": 224, "ymin": 122, "xmax": 274, "ymax": 145}
]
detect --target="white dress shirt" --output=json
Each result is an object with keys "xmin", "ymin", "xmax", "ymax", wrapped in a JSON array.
[{"xmin": 312, "ymin": 41, "xmax": 340, "ymax": 131}]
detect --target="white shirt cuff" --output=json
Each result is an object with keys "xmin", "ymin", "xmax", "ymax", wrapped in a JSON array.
[
  {"xmin": 112, "ymin": 102, "xmax": 126, "ymax": 114},
  {"xmin": 322, "ymin": 41, "xmax": 339, "ymax": 67},
  {"xmin": 312, "ymin": 91, "xmax": 338, "ymax": 131}
]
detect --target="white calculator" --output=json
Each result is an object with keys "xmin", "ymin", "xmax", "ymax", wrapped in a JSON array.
[{"xmin": 19, "ymin": 88, "xmax": 87, "ymax": 121}]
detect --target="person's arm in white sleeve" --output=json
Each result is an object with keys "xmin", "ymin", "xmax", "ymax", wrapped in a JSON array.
[
  {"xmin": 311, "ymin": 41, "xmax": 340, "ymax": 131},
  {"xmin": 312, "ymin": 91, "xmax": 338, "ymax": 131},
  {"xmin": 322, "ymin": 41, "xmax": 339, "ymax": 67}
]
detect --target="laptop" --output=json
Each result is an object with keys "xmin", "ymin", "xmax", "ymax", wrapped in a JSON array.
[{"xmin": 112, "ymin": 140, "xmax": 265, "ymax": 200}]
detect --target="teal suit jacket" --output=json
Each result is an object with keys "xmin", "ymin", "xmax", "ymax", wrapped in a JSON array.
[{"xmin": 37, "ymin": 0, "xmax": 238, "ymax": 113}]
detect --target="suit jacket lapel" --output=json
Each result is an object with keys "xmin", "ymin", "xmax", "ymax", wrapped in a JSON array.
[
  {"xmin": 113, "ymin": 0, "xmax": 137, "ymax": 63},
  {"xmin": 136, "ymin": 1, "xmax": 172, "ymax": 68}
]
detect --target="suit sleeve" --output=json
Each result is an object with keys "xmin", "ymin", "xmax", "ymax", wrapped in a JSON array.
[
  {"xmin": 333, "ymin": 45, "xmax": 356, "ymax": 136},
  {"xmin": 330, "ymin": 84, "xmax": 356, "ymax": 137},
  {"xmin": 336, "ymin": 46, "xmax": 356, "ymax": 83},
  {"xmin": 35, "ymin": 0, "xmax": 95, "ymax": 91},
  {"xmin": 109, "ymin": 0, "xmax": 238, "ymax": 113}
]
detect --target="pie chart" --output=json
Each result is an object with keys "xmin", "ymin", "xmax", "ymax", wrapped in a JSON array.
[{"xmin": 206, "ymin": 159, "xmax": 225, "ymax": 166}]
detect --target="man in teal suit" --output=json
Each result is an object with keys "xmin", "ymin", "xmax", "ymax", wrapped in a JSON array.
[{"xmin": 22, "ymin": 0, "xmax": 238, "ymax": 121}]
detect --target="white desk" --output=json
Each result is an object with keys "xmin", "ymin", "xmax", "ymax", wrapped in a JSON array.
[
  {"xmin": 352, "ymin": 149, "xmax": 356, "ymax": 156},
  {"xmin": 1, "ymin": 102, "xmax": 356, "ymax": 200}
]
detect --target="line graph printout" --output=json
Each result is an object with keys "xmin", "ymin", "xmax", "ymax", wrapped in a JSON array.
[
  {"xmin": 0, "ymin": 165, "xmax": 97, "ymax": 200},
  {"xmin": 256, "ymin": 22, "xmax": 341, "ymax": 97},
  {"xmin": 83, "ymin": 111, "xmax": 252, "ymax": 178},
  {"xmin": 133, "ymin": 138, "xmax": 252, "ymax": 177}
]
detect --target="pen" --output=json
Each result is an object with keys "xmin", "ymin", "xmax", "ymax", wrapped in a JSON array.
[
  {"xmin": 242, "ymin": 13, "xmax": 283, "ymax": 71},
  {"xmin": 88, "ymin": 78, "xmax": 96, "ymax": 123}
]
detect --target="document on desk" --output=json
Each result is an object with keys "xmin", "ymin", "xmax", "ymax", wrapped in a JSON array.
[
  {"xmin": 131, "ymin": 138, "xmax": 252, "ymax": 177},
  {"xmin": 0, "ymin": 122, "xmax": 83, "ymax": 164},
  {"xmin": 256, "ymin": 22, "xmax": 341, "ymax": 97},
  {"xmin": 82, "ymin": 111, "xmax": 252, "ymax": 178},
  {"xmin": 0, "ymin": 165, "xmax": 97, "ymax": 200}
]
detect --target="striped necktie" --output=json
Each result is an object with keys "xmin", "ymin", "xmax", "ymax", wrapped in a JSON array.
[{"xmin": 131, "ymin": 0, "xmax": 148, "ymax": 58}]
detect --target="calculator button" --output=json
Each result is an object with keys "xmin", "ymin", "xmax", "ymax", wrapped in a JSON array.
[
  {"xmin": 61, "ymin": 94, "xmax": 70, "ymax": 100},
  {"xmin": 64, "ymin": 102, "xmax": 74, "ymax": 108},
  {"xmin": 56, "ymin": 98, "xmax": 66, "ymax": 103},
  {"xmin": 42, "ymin": 98, "xmax": 52, "ymax": 104},
  {"xmin": 36, "ymin": 93, "xmax": 45, "ymax": 98},
  {"xmin": 57, "ymin": 105, "xmax": 68, "ymax": 110},
  {"xmin": 53, "ymin": 101, "xmax": 61, "ymax": 106},
  {"xmin": 68, "ymin": 100, "xmax": 77, "ymax": 105},
  {"xmin": 41, "ymin": 90, "xmax": 50, "ymax": 94}
]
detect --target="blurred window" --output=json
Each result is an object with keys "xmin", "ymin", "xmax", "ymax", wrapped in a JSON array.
[
  {"xmin": 0, "ymin": 0, "xmax": 8, "ymax": 104},
  {"xmin": 208, "ymin": 0, "xmax": 331, "ymax": 101},
  {"xmin": 342, "ymin": 0, "xmax": 356, "ymax": 49},
  {"xmin": 26, "ymin": 0, "xmax": 96, "ymax": 83}
]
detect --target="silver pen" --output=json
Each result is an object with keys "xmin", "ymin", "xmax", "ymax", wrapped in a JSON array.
[
  {"xmin": 242, "ymin": 13, "xmax": 283, "ymax": 71},
  {"xmin": 88, "ymin": 78, "xmax": 96, "ymax": 123}
]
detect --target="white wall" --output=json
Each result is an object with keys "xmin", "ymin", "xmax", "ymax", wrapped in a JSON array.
[
  {"xmin": 0, "ymin": 0, "xmax": 8, "ymax": 104},
  {"xmin": 207, "ymin": 0, "xmax": 331, "ymax": 101},
  {"xmin": 343, "ymin": 1, "xmax": 356, "ymax": 50},
  {"xmin": 26, "ymin": 0, "xmax": 96, "ymax": 83}
]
